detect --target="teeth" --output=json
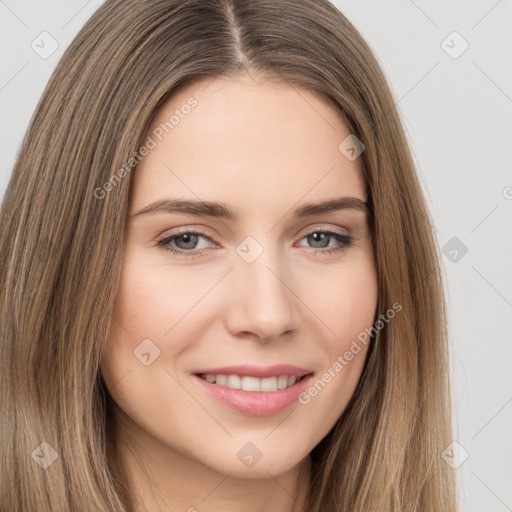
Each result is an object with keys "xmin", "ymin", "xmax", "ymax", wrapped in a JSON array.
[
  {"xmin": 200, "ymin": 373, "xmax": 305, "ymax": 392},
  {"xmin": 260, "ymin": 377, "xmax": 277, "ymax": 392},
  {"xmin": 277, "ymin": 375, "xmax": 289, "ymax": 389},
  {"xmin": 226, "ymin": 375, "xmax": 241, "ymax": 389},
  {"xmin": 242, "ymin": 376, "xmax": 261, "ymax": 391}
]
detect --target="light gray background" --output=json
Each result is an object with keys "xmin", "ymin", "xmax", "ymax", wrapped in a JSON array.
[{"xmin": 1, "ymin": 1, "xmax": 511, "ymax": 510}]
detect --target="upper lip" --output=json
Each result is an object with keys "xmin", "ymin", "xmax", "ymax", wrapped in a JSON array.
[{"xmin": 193, "ymin": 364, "xmax": 313, "ymax": 379}]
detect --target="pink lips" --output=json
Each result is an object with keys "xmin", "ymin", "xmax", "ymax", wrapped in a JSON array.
[{"xmin": 191, "ymin": 364, "xmax": 314, "ymax": 417}]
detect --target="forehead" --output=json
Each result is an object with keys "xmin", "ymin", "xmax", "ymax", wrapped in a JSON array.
[{"xmin": 130, "ymin": 73, "xmax": 366, "ymax": 218}]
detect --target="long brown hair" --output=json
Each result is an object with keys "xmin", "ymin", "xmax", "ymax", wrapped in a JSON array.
[{"xmin": 0, "ymin": 0, "xmax": 458, "ymax": 510}]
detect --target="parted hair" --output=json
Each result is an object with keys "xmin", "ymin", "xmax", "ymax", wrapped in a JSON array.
[{"xmin": 0, "ymin": 0, "xmax": 457, "ymax": 510}]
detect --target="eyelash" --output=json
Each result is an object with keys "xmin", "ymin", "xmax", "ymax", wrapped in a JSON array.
[{"xmin": 156, "ymin": 228, "xmax": 353, "ymax": 259}]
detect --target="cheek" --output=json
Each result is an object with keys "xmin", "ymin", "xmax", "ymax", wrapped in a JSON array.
[
  {"xmin": 325, "ymin": 259, "xmax": 378, "ymax": 376},
  {"xmin": 299, "ymin": 249, "xmax": 378, "ymax": 341},
  {"xmin": 111, "ymin": 252, "xmax": 212, "ymax": 340},
  {"xmin": 294, "ymin": 253, "xmax": 378, "ymax": 434},
  {"xmin": 101, "ymin": 249, "xmax": 221, "ymax": 388}
]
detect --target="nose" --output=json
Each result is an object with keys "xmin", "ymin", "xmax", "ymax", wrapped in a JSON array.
[{"xmin": 223, "ymin": 245, "xmax": 300, "ymax": 343}]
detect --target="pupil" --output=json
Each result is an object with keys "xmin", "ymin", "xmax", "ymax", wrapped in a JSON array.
[
  {"xmin": 178, "ymin": 233, "xmax": 197, "ymax": 249},
  {"xmin": 310, "ymin": 232, "xmax": 329, "ymax": 248}
]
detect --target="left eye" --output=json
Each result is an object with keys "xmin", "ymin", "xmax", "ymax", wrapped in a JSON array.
[
  {"xmin": 158, "ymin": 231, "xmax": 210, "ymax": 252},
  {"xmin": 157, "ymin": 229, "xmax": 352, "ymax": 258},
  {"xmin": 296, "ymin": 231, "xmax": 351, "ymax": 251}
]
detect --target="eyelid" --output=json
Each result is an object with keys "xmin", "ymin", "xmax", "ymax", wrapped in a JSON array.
[
  {"xmin": 300, "ymin": 223, "xmax": 350, "ymax": 237},
  {"xmin": 157, "ymin": 225, "xmax": 218, "ymax": 243}
]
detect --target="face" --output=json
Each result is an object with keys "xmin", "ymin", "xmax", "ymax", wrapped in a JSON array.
[{"xmin": 100, "ymin": 71, "xmax": 378, "ymax": 480}]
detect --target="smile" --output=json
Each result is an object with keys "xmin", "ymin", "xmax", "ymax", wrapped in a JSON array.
[
  {"xmin": 192, "ymin": 365, "xmax": 314, "ymax": 416},
  {"xmin": 197, "ymin": 373, "xmax": 309, "ymax": 392}
]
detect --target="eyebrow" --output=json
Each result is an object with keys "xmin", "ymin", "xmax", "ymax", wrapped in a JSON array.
[{"xmin": 132, "ymin": 196, "xmax": 370, "ymax": 219}]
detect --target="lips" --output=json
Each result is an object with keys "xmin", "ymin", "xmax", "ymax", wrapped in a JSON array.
[{"xmin": 191, "ymin": 364, "xmax": 314, "ymax": 416}]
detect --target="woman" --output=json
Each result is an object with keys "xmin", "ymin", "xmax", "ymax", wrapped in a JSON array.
[{"xmin": 0, "ymin": 0, "xmax": 458, "ymax": 510}]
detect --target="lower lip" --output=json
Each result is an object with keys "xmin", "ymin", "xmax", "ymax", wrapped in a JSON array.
[{"xmin": 192, "ymin": 374, "xmax": 313, "ymax": 417}]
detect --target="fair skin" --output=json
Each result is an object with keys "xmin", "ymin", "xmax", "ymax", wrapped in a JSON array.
[{"xmin": 100, "ymin": 71, "xmax": 378, "ymax": 512}]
